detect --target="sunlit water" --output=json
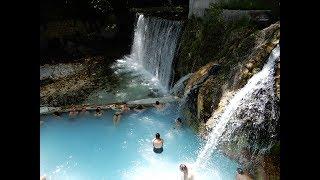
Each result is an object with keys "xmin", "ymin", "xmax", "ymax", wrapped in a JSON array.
[
  {"xmin": 40, "ymin": 104, "xmax": 238, "ymax": 180},
  {"xmin": 84, "ymin": 66, "xmax": 164, "ymax": 105}
]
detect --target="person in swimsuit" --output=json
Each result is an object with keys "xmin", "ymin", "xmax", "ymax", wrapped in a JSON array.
[
  {"xmin": 121, "ymin": 103, "xmax": 130, "ymax": 112},
  {"xmin": 95, "ymin": 107, "xmax": 103, "ymax": 117},
  {"xmin": 152, "ymin": 133, "xmax": 164, "ymax": 153},
  {"xmin": 69, "ymin": 106, "xmax": 78, "ymax": 117},
  {"xmin": 113, "ymin": 112, "xmax": 122, "ymax": 126},
  {"xmin": 236, "ymin": 168, "xmax": 253, "ymax": 180},
  {"xmin": 153, "ymin": 101, "xmax": 164, "ymax": 111},
  {"xmin": 179, "ymin": 164, "xmax": 194, "ymax": 180},
  {"xmin": 174, "ymin": 118, "xmax": 183, "ymax": 129}
]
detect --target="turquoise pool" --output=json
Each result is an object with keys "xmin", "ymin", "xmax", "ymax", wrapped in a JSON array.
[{"xmin": 40, "ymin": 104, "xmax": 238, "ymax": 179}]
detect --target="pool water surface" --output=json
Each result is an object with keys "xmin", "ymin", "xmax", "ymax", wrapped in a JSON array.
[{"xmin": 40, "ymin": 104, "xmax": 238, "ymax": 180}]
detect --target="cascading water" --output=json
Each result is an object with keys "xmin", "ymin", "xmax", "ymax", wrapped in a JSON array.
[
  {"xmin": 117, "ymin": 14, "xmax": 182, "ymax": 92},
  {"xmin": 194, "ymin": 45, "xmax": 280, "ymax": 169}
]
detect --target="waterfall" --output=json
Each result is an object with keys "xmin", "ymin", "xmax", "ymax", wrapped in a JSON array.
[
  {"xmin": 169, "ymin": 73, "xmax": 193, "ymax": 97},
  {"xmin": 128, "ymin": 14, "xmax": 182, "ymax": 91},
  {"xmin": 194, "ymin": 45, "xmax": 280, "ymax": 168}
]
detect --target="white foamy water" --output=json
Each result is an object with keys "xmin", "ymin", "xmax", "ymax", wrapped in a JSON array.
[
  {"xmin": 194, "ymin": 45, "xmax": 280, "ymax": 168},
  {"xmin": 115, "ymin": 14, "xmax": 182, "ymax": 92}
]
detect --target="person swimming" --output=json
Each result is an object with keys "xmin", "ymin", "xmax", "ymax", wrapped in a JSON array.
[
  {"xmin": 152, "ymin": 133, "xmax": 164, "ymax": 153},
  {"xmin": 179, "ymin": 164, "xmax": 194, "ymax": 180},
  {"xmin": 95, "ymin": 107, "xmax": 103, "ymax": 117},
  {"xmin": 53, "ymin": 111, "xmax": 60, "ymax": 117},
  {"xmin": 153, "ymin": 101, "xmax": 164, "ymax": 111},
  {"xmin": 113, "ymin": 111, "xmax": 122, "ymax": 126},
  {"xmin": 174, "ymin": 118, "xmax": 183, "ymax": 129},
  {"xmin": 236, "ymin": 167, "xmax": 253, "ymax": 180}
]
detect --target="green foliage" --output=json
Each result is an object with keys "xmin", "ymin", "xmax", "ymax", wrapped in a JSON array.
[
  {"xmin": 176, "ymin": 4, "xmax": 256, "ymax": 80},
  {"xmin": 217, "ymin": 0, "xmax": 278, "ymax": 10}
]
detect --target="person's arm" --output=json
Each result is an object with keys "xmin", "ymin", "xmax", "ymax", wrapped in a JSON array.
[{"xmin": 152, "ymin": 138, "xmax": 155, "ymax": 146}]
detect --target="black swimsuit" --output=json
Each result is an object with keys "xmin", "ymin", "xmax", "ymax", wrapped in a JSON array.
[{"xmin": 153, "ymin": 140, "xmax": 163, "ymax": 154}]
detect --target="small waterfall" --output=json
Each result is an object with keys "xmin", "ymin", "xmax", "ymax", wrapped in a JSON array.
[
  {"xmin": 129, "ymin": 14, "xmax": 182, "ymax": 91},
  {"xmin": 194, "ymin": 45, "xmax": 280, "ymax": 168},
  {"xmin": 169, "ymin": 73, "xmax": 193, "ymax": 97}
]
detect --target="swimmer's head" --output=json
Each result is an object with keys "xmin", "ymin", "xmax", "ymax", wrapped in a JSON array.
[
  {"xmin": 155, "ymin": 101, "xmax": 160, "ymax": 105},
  {"xmin": 237, "ymin": 168, "xmax": 244, "ymax": 174},
  {"xmin": 96, "ymin": 107, "xmax": 101, "ymax": 112},
  {"xmin": 53, "ymin": 111, "xmax": 60, "ymax": 116},
  {"xmin": 179, "ymin": 164, "xmax": 187, "ymax": 172},
  {"xmin": 155, "ymin": 133, "xmax": 160, "ymax": 139},
  {"xmin": 137, "ymin": 105, "xmax": 143, "ymax": 109},
  {"xmin": 177, "ymin": 118, "xmax": 182, "ymax": 123}
]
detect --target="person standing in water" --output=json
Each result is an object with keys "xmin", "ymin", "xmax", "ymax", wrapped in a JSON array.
[
  {"xmin": 236, "ymin": 168, "xmax": 253, "ymax": 180},
  {"xmin": 174, "ymin": 118, "xmax": 183, "ymax": 129},
  {"xmin": 153, "ymin": 101, "xmax": 164, "ymax": 111},
  {"xmin": 113, "ymin": 112, "xmax": 122, "ymax": 126},
  {"xmin": 179, "ymin": 164, "xmax": 194, "ymax": 180},
  {"xmin": 152, "ymin": 133, "xmax": 164, "ymax": 153},
  {"xmin": 94, "ymin": 107, "xmax": 103, "ymax": 117}
]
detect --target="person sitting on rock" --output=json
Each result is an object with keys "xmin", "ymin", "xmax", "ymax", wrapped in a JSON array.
[
  {"xmin": 81, "ymin": 105, "xmax": 87, "ymax": 113},
  {"xmin": 113, "ymin": 112, "xmax": 122, "ymax": 126},
  {"xmin": 53, "ymin": 111, "xmax": 61, "ymax": 118},
  {"xmin": 179, "ymin": 163, "xmax": 194, "ymax": 180},
  {"xmin": 94, "ymin": 107, "xmax": 103, "ymax": 117},
  {"xmin": 69, "ymin": 106, "xmax": 78, "ymax": 117},
  {"xmin": 153, "ymin": 101, "xmax": 164, "ymax": 111},
  {"xmin": 121, "ymin": 103, "xmax": 130, "ymax": 112},
  {"xmin": 236, "ymin": 168, "xmax": 253, "ymax": 180},
  {"xmin": 134, "ymin": 104, "xmax": 145, "ymax": 112},
  {"xmin": 152, "ymin": 133, "xmax": 164, "ymax": 154}
]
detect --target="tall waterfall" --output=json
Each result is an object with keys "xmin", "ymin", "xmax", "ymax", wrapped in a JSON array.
[
  {"xmin": 194, "ymin": 45, "xmax": 280, "ymax": 168},
  {"xmin": 129, "ymin": 14, "xmax": 182, "ymax": 91}
]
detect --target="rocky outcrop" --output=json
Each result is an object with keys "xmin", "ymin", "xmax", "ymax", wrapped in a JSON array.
[
  {"xmin": 177, "ymin": 21, "xmax": 280, "ymax": 179},
  {"xmin": 180, "ymin": 21, "xmax": 279, "ymax": 132},
  {"xmin": 40, "ymin": 56, "xmax": 108, "ymax": 107}
]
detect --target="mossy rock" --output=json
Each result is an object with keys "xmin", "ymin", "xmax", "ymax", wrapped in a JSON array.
[{"xmin": 197, "ymin": 76, "xmax": 223, "ymax": 123}]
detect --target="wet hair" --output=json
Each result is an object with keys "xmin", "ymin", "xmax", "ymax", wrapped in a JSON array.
[
  {"xmin": 155, "ymin": 101, "xmax": 160, "ymax": 105},
  {"xmin": 96, "ymin": 107, "xmax": 101, "ymax": 113},
  {"xmin": 237, "ymin": 168, "xmax": 244, "ymax": 174},
  {"xmin": 115, "ymin": 112, "xmax": 120, "ymax": 116},
  {"xmin": 177, "ymin": 118, "xmax": 182, "ymax": 123},
  {"xmin": 155, "ymin": 133, "xmax": 160, "ymax": 139},
  {"xmin": 179, "ymin": 164, "xmax": 187, "ymax": 171}
]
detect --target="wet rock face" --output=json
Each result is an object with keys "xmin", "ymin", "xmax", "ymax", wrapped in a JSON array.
[
  {"xmin": 180, "ymin": 21, "xmax": 279, "ymax": 133},
  {"xmin": 178, "ymin": 21, "xmax": 280, "ymax": 179},
  {"xmin": 180, "ymin": 63, "xmax": 221, "ymax": 132},
  {"xmin": 40, "ymin": 56, "xmax": 107, "ymax": 107},
  {"xmin": 197, "ymin": 76, "xmax": 222, "ymax": 123},
  {"xmin": 184, "ymin": 63, "xmax": 220, "ymax": 95}
]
